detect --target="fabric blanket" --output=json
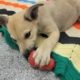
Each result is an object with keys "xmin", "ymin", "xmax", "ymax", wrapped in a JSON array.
[
  {"xmin": 0, "ymin": 0, "xmax": 80, "ymax": 80},
  {"xmin": 0, "ymin": 0, "xmax": 59, "ymax": 80}
]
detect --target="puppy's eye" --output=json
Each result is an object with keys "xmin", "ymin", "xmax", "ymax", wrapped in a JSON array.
[{"xmin": 25, "ymin": 31, "xmax": 31, "ymax": 39}]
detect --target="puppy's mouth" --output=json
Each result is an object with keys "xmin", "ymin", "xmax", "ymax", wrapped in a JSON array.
[{"xmin": 23, "ymin": 46, "xmax": 37, "ymax": 60}]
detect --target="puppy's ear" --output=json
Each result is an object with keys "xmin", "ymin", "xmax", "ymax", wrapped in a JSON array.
[
  {"xmin": 0, "ymin": 15, "xmax": 8, "ymax": 25},
  {"xmin": 24, "ymin": 3, "xmax": 43, "ymax": 21}
]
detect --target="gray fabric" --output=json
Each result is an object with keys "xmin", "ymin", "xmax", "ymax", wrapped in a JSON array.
[{"xmin": 0, "ymin": 36, "xmax": 59, "ymax": 80}]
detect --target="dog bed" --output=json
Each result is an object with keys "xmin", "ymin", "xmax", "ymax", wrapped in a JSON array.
[{"xmin": 0, "ymin": 0, "xmax": 80, "ymax": 80}]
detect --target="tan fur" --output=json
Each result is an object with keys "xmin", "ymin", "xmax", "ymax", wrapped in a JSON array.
[{"xmin": 1, "ymin": 0, "xmax": 80, "ymax": 66}]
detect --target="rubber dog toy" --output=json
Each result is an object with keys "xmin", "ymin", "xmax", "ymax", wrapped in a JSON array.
[{"xmin": 28, "ymin": 50, "xmax": 55, "ymax": 71}]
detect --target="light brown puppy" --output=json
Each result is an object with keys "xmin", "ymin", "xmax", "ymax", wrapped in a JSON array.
[{"xmin": 0, "ymin": 0, "xmax": 80, "ymax": 67}]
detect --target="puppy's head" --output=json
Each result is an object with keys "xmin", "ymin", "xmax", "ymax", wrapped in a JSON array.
[{"xmin": 0, "ymin": 4, "xmax": 43, "ymax": 54}]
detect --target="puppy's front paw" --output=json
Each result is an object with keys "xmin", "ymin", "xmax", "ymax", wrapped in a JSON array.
[{"xmin": 33, "ymin": 47, "xmax": 50, "ymax": 67}]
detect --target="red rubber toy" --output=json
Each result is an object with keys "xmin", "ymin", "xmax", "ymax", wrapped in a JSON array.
[{"xmin": 28, "ymin": 50, "xmax": 55, "ymax": 71}]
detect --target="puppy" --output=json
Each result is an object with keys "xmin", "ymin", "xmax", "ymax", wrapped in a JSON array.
[{"xmin": 0, "ymin": 0, "xmax": 80, "ymax": 67}]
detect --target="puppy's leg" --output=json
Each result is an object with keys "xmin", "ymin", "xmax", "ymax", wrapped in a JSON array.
[{"xmin": 33, "ymin": 22, "xmax": 60, "ymax": 67}]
